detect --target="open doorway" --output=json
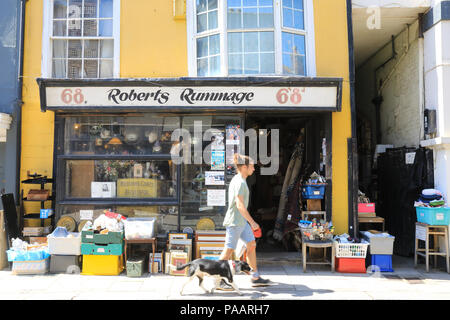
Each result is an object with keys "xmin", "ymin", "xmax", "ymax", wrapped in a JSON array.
[{"xmin": 244, "ymin": 112, "xmax": 331, "ymax": 253}]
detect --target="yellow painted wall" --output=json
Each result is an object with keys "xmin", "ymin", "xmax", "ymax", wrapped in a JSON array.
[{"xmin": 21, "ymin": 0, "xmax": 352, "ymax": 233}]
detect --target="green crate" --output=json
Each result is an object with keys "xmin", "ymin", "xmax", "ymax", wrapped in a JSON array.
[
  {"xmin": 126, "ymin": 259, "xmax": 144, "ymax": 277},
  {"xmin": 81, "ymin": 243, "xmax": 123, "ymax": 256},
  {"xmin": 81, "ymin": 229, "xmax": 124, "ymax": 245}
]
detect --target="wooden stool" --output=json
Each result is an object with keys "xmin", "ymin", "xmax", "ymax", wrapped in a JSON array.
[
  {"xmin": 302, "ymin": 239, "xmax": 335, "ymax": 272},
  {"xmin": 358, "ymin": 216, "xmax": 385, "ymax": 231},
  {"xmin": 414, "ymin": 223, "xmax": 449, "ymax": 273},
  {"xmin": 124, "ymin": 238, "xmax": 157, "ymax": 271}
]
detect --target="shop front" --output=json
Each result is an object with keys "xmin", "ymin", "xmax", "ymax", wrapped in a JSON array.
[{"xmin": 37, "ymin": 76, "xmax": 342, "ymax": 252}]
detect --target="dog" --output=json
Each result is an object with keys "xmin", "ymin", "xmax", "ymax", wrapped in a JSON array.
[{"xmin": 175, "ymin": 259, "xmax": 252, "ymax": 295}]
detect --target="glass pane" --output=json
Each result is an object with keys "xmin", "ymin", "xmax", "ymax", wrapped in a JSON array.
[
  {"xmin": 294, "ymin": 54, "xmax": 306, "ymax": 75},
  {"xmin": 243, "ymin": 7, "xmax": 257, "ymax": 28},
  {"xmin": 282, "ymin": 0, "xmax": 292, "ymax": 7},
  {"xmin": 53, "ymin": 40, "xmax": 67, "ymax": 58},
  {"xmin": 282, "ymin": 53, "xmax": 293, "ymax": 74},
  {"xmin": 68, "ymin": 0, "xmax": 82, "ymax": 19},
  {"xmin": 68, "ymin": 59, "xmax": 82, "ymax": 78},
  {"xmin": 227, "ymin": 7, "xmax": 242, "ymax": 29},
  {"xmin": 53, "ymin": 0, "xmax": 67, "ymax": 19},
  {"xmin": 197, "ymin": 0, "xmax": 207, "ymax": 13},
  {"xmin": 282, "ymin": 31, "xmax": 292, "ymax": 53},
  {"xmin": 84, "ymin": 19, "xmax": 98, "ymax": 36},
  {"xmin": 99, "ymin": 19, "xmax": 113, "ymax": 36},
  {"xmin": 197, "ymin": 12, "xmax": 207, "ymax": 33},
  {"xmin": 293, "ymin": 0, "xmax": 303, "ymax": 10},
  {"xmin": 209, "ymin": 34, "xmax": 220, "ymax": 55},
  {"xmin": 84, "ymin": 0, "xmax": 97, "ymax": 18},
  {"xmin": 100, "ymin": 0, "xmax": 113, "ymax": 18},
  {"xmin": 68, "ymin": 20, "xmax": 81, "ymax": 36},
  {"xmin": 53, "ymin": 20, "xmax": 67, "ymax": 36},
  {"xmin": 209, "ymin": 56, "xmax": 220, "ymax": 76},
  {"xmin": 196, "ymin": 37, "xmax": 208, "ymax": 58},
  {"xmin": 52, "ymin": 59, "xmax": 67, "ymax": 78},
  {"xmin": 84, "ymin": 60, "xmax": 98, "ymax": 78},
  {"xmin": 259, "ymin": 7, "xmax": 274, "ymax": 28},
  {"xmin": 228, "ymin": 0, "xmax": 241, "ymax": 7},
  {"xmin": 208, "ymin": 0, "xmax": 218, "ymax": 10},
  {"xmin": 283, "ymin": 8, "xmax": 293, "ymax": 28},
  {"xmin": 243, "ymin": 0, "xmax": 257, "ymax": 5},
  {"xmin": 293, "ymin": 10, "xmax": 304, "ymax": 30},
  {"xmin": 68, "ymin": 40, "xmax": 82, "ymax": 58},
  {"xmin": 260, "ymin": 0, "xmax": 273, "ymax": 6},
  {"xmin": 244, "ymin": 53, "xmax": 259, "ymax": 74},
  {"xmin": 260, "ymin": 31, "xmax": 274, "ymax": 51},
  {"xmin": 65, "ymin": 160, "xmax": 177, "ymax": 199},
  {"xmin": 228, "ymin": 53, "xmax": 242, "ymax": 74},
  {"xmin": 260, "ymin": 52, "xmax": 275, "ymax": 73},
  {"xmin": 100, "ymin": 59, "xmax": 113, "ymax": 77},
  {"xmin": 84, "ymin": 40, "xmax": 99, "ymax": 58},
  {"xmin": 243, "ymin": 32, "xmax": 258, "ymax": 52},
  {"xmin": 293, "ymin": 33, "xmax": 305, "ymax": 54},
  {"xmin": 64, "ymin": 115, "xmax": 180, "ymax": 155},
  {"xmin": 197, "ymin": 57, "xmax": 208, "ymax": 76},
  {"xmin": 208, "ymin": 10, "xmax": 218, "ymax": 30},
  {"xmin": 100, "ymin": 39, "xmax": 114, "ymax": 58},
  {"xmin": 227, "ymin": 32, "xmax": 242, "ymax": 53}
]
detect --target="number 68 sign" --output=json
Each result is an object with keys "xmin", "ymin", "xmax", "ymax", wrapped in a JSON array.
[
  {"xmin": 276, "ymin": 87, "xmax": 306, "ymax": 105},
  {"xmin": 61, "ymin": 88, "xmax": 85, "ymax": 104}
]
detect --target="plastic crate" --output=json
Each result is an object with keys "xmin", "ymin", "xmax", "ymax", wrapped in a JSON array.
[
  {"xmin": 50, "ymin": 255, "xmax": 81, "ymax": 273},
  {"xmin": 370, "ymin": 254, "xmax": 393, "ymax": 272},
  {"xmin": 47, "ymin": 232, "xmax": 81, "ymax": 255},
  {"xmin": 416, "ymin": 207, "xmax": 450, "ymax": 225},
  {"xmin": 12, "ymin": 257, "xmax": 50, "ymax": 275},
  {"xmin": 124, "ymin": 218, "xmax": 156, "ymax": 240},
  {"xmin": 81, "ymin": 243, "xmax": 123, "ymax": 256},
  {"xmin": 81, "ymin": 229, "xmax": 124, "ymax": 245},
  {"xmin": 81, "ymin": 254, "xmax": 123, "ymax": 276},
  {"xmin": 302, "ymin": 184, "xmax": 326, "ymax": 199},
  {"xmin": 335, "ymin": 242, "xmax": 369, "ymax": 258},
  {"xmin": 336, "ymin": 257, "xmax": 366, "ymax": 273},
  {"xmin": 361, "ymin": 233, "xmax": 395, "ymax": 255}
]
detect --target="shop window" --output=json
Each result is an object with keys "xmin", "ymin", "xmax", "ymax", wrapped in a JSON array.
[
  {"xmin": 43, "ymin": 0, "xmax": 120, "ymax": 79},
  {"xmin": 188, "ymin": 0, "xmax": 315, "ymax": 77}
]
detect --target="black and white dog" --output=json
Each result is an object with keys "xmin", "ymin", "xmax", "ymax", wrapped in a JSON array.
[{"xmin": 175, "ymin": 259, "xmax": 252, "ymax": 295}]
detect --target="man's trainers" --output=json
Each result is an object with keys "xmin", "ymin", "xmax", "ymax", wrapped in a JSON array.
[
  {"xmin": 216, "ymin": 279, "xmax": 234, "ymax": 291},
  {"xmin": 251, "ymin": 277, "xmax": 272, "ymax": 287}
]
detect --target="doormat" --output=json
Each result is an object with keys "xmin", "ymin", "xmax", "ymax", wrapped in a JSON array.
[{"xmin": 402, "ymin": 276, "xmax": 424, "ymax": 284}]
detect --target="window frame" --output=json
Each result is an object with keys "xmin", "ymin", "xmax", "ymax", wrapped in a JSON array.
[
  {"xmin": 42, "ymin": 0, "xmax": 121, "ymax": 79},
  {"xmin": 187, "ymin": 0, "xmax": 316, "ymax": 77}
]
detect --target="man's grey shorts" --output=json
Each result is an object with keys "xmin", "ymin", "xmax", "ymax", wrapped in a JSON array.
[{"xmin": 225, "ymin": 223, "xmax": 255, "ymax": 250}]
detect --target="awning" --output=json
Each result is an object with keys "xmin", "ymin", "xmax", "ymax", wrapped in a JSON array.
[{"xmin": 36, "ymin": 77, "xmax": 343, "ymax": 113}]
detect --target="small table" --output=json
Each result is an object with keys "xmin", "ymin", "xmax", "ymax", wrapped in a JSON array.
[
  {"xmin": 301, "ymin": 211, "xmax": 326, "ymax": 221},
  {"xmin": 358, "ymin": 216, "xmax": 385, "ymax": 231},
  {"xmin": 124, "ymin": 238, "xmax": 157, "ymax": 271},
  {"xmin": 302, "ymin": 239, "xmax": 335, "ymax": 272},
  {"xmin": 414, "ymin": 223, "xmax": 449, "ymax": 273}
]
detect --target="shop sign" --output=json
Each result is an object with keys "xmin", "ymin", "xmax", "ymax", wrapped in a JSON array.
[{"xmin": 44, "ymin": 85, "xmax": 339, "ymax": 109}]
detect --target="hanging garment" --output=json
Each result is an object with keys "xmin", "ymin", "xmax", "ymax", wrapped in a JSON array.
[
  {"xmin": 284, "ymin": 176, "xmax": 303, "ymax": 235},
  {"xmin": 273, "ymin": 139, "xmax": 305, "ymax": 240}
]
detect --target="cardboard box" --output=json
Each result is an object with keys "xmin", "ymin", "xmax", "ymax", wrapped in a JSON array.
[{"xmin": 307, "ymin": 199, "xmax": 322, "ymax": 211}]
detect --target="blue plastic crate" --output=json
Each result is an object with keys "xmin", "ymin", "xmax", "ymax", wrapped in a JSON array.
[
  {"xmin": 370, "ymin": 254, "xmax": 393, "ymax": 272},
  {"xmin": 416, "ymin": 206, "xmax": 450, "ymax": 225},
  {"xmin": 302, "ymin": 184, "xmax": 326, "ymax": 199}
]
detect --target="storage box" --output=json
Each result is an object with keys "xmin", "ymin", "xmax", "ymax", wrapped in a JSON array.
[
  {"xmin": 81, "ymin": 229, "xmax": 124, "ymax": 245},
  {"xmin": 369, "ymin": 254, "xmax": 393, "ymax": 272},
  {"xmin": 12, "ymin": 257, "xmax": 50, "ymax": 275},
  {"xmin": 302, "ymin": 184, "xmax": 326, "ymax": 200},
  {"xmin": 358, "ymin": 203, "xmax": 375, "ymax": 213},
  {"xmin": 81, "ymin": 254, "xmax": 123, "ymax": 275},
  {"xmin": 416, "ymin": 206, "xmax": 450, "ymax": 225},
  {"xmin": 334, "ymin": 242, "xmax": 369, "ymax": 258},
  {"xmin": 81, "ymin": 243, "xmax": 123, "ymax": 255},
  {"xmin": 47, "ymin": 232, "xmax": 81, "ymax": 255},
  {"xmin": 336, "ymin": 257, "xmax": 366, "ymax": 273},
  {"xmin": 306, "ymin": 199, "xmax": 322, "ymax": 211},
  {"xmin": 124, "ymin": 218, "xmax": 156, "ymax": 240},
  {"xmin": 360, "ymin": 231, "xmax": 395, "ymax": 255},
  {"xmin": 126, "ymin": 258, "xmax": 144, "ymax": 277},
  {"xmin": 50, "ymin": 255, "xmax": 81, "ymax": 273},
  {"xmin": 27, "ymin": 189, "xmax": 50, "ymax": 201}
]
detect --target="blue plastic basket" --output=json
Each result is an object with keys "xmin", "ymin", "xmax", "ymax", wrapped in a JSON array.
[
  {"xmin": 370, "ymin": 254, "xmax": 393, "ymax": 272},
  {"xmin": 302, "ymin": 184, "xmax": 326, "ymax": 199},
  {"xmin": 416, "ymin": 206, "xmax": 450, "ymax": 225}
]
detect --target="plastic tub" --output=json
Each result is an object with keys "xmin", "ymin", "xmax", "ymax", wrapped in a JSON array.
[
  {"xmin": 370, "ymin": 254, "xmax": 393, "ymax": 272},
  {"xmin": 12, "ymin": 257, "xmax": 50, "ymax": 275},
  {"xmin": 124, "ymin": 218, "xmax": 156, "ymax": 240},
  {"xmin": 302, "ymin": 184, "xmax": 326, "ymax": 200},
  {"xmin": 81, "ymin": 254, "xmax": 123, "ymax": 276},
  {"xmin": 47, "ymin": 232, "xmax": 81, "ymax": 255},
  {"xmin": 416, "ymin": 207, "xmax": 450, "ymax": 225},
  {"xmin": 360, "ymin": 231, "xmax": 395, "ymax": 255},
  {"xmin": 336, "ymin": 257, "xmax": 366, "ymax": 273}
]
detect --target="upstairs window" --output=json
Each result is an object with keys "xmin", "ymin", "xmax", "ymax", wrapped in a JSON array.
[
  {"xmin": 188, "ymin": 0, "xmax": 315, "ymax": 77},
  {"xmin": 43, "ymin": 0, "xmax": 120, "ymax": 79}
]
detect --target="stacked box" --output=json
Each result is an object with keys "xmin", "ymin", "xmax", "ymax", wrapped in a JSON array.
[
  {"xmin": 50, "ymin": 255, "xmax": 81, "ymax": 273},
  {"xmin": 48, "ymin": 232, "xmax": 81, "ymax": 274},
  {"xmin": 126, "ymin": 258, "xmax": 144, "ymax": 277}
]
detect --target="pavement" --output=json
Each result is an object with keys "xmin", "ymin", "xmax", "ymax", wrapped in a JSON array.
[{"xmin": 1, "ymin": 252, "xmax": 449, "ymax": 300}]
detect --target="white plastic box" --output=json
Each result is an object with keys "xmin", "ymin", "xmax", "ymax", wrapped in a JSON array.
[
  {"xmin": 124, "ymin": 218, "xmax": 156, "ymax": 240},
  {"xmin": 47, "ymin": 232, "xmax": 81, "ymax": 255},
  {"xmin": 360, "ymin": 231, "xmax": 395, "ymax": 255}
]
